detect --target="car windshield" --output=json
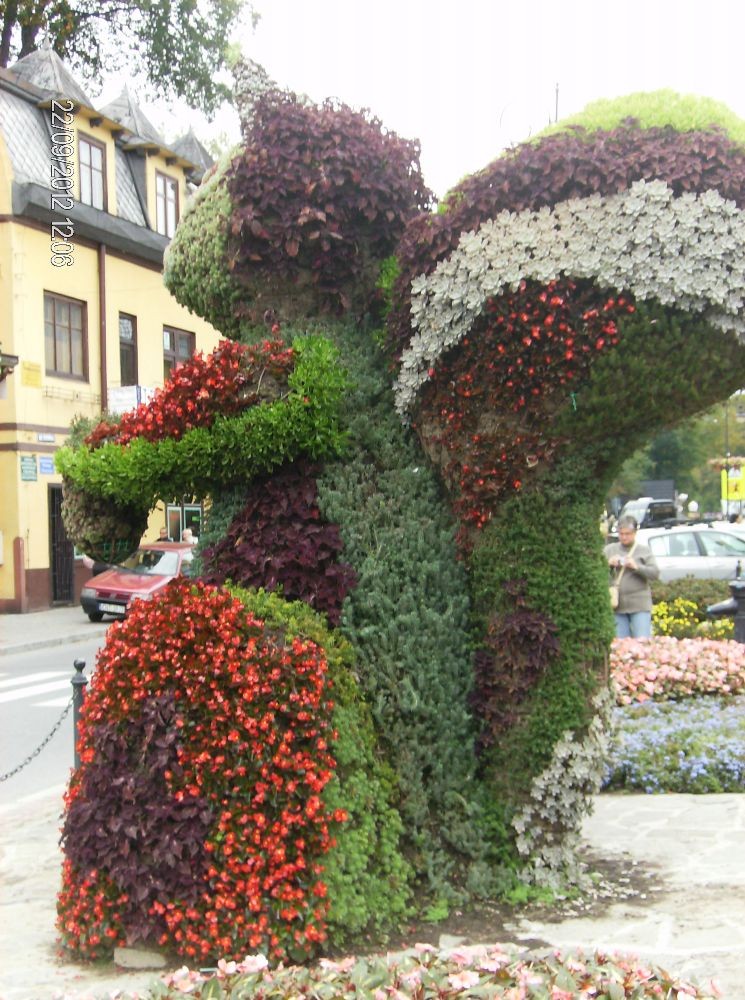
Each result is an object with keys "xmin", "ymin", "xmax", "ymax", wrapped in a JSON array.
[
  {"xmin": 119, "ymin": 549, "xmax": 180, "ymax": 576},
  {"xmin": 699, "ymin": 532, "xmax": 745, "ymax": 556}
]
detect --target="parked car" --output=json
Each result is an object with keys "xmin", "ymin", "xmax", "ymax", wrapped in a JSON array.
[
  {"xmin": 80, "ymin": 542, "xmax": 194, "ymax": 621},
  {"xmin": 619, "ymin": 497, "xmax": 679, "ymax": 528},
  {"xmin": 636, "ymin": 523, "xmax": 745, "ymax": 582}
]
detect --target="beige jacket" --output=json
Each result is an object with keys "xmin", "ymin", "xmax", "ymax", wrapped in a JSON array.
[{"xmin": 604, "ymin": 540, "xmax": 660, "ymax": 613}]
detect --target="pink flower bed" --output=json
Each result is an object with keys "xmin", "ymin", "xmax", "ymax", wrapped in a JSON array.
[
  {"xmin": 103, "ymin": 944, "xmax": 721, "ymax": 999},
  {"xmin": 611, "ymin": 636, "xmax": 745, "ymax": 705}
]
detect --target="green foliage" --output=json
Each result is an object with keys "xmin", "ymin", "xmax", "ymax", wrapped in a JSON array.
[
  {"xmin": 553, "ymin": 302, "xmax": 745, "ymax": 489},
  {"xmin": 163, "ymin": 160, "xmax": 245, "ymax": 339},
  {"xmin": 469, "ymin": 469, "xmax": 614, "ymax": 796},
  {"xmin": 55, "ymin": 336, "xmax": 348, "ymax": 509},
  {"xmin": 651, "ymin": 576, "xmax": 731, "ymax": 607},
  {"xmin": 502, "ymin": 883, "xmax": 556, "ymax": 906},
  {"xmin": 1, "ymin": 0, "xmax": 250, "ymax": 114},
  {"xmin": 226, "ymin": 586, "xmax": 413, "ymax": 942},
  {"xmin": 537, "ymin": 89, "xmax": 745, "ymax": 145},
  {"xmin": 314, "ymin": 320, "xmax": 493, "ymax": 898},
  {"xmin": 422, "ymin": 898, "xmax": 450, "ymax": 923}
]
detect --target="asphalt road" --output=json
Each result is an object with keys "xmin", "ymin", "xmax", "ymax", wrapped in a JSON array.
[{"xmin": 0, "ymin": 637, "xmax": 105, "ymax": 807}]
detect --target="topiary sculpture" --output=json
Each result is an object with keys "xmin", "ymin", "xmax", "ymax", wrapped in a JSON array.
[
  {"xmin": 163, "ymin": 56, "xmax": 432, "ymax": 330},
  {"xmin": 57, "ymin": 87, "xmax": 745, "ymax": 963},
  {"xmin": 390, "ymin": 90, "xmax": 745, "ymax": 881}
]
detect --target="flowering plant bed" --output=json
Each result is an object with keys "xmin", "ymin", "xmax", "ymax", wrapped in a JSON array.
[
  {"xmin": 607, "ymin": 636, "xmax": 745, "ymax": 793},
  {"xmin": 604, "ymin": 695, "xmax": 745, "ymax": 793},
  {"xmin": 122, "ymin": 945, "xmax": 721, "ymax": 998},
  {"xmin": 57, "ymin": 581, "xmax": 342, "ymax": 964},
  {"xmin": 610, "ymin": 636, "xmax": 745, "ymax": 705}
]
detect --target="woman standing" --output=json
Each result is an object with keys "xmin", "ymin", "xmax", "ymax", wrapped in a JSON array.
[{"xmin": 604, "ymin": 515, "xmax": 660, "ymax": 638}]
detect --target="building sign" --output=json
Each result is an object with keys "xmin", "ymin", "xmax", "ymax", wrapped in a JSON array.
[
  {"xmin": 39, "ymin": 456, "xmax": 56, "ymax": 475},
  {"xmin": 37, "ymin": 432, "xmax": 55, "ymax": 443},
  {"xmin": 20, "ymin": 455, "xmax": 37, "ymax": 481},
  {"xmin": 21, "ymin": 362, "xmax": 41, "ymax": 388},
  {"xmin": 721, "ymin": 468, "xmax": 745, "ymax": 501},
  {"xmin": 108, "ymin": 385, "xmax": 156, "ymax": 416}
]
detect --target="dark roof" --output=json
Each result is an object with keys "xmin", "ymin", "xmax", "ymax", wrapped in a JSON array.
[
  {"xmin": 1, "ymin": 51, "xmax": 211, "ymax": 253},
  {"xmin": 171, "ymin": 128, "xmax": 214, "ymax": 181},
  {"xmin": 99, "ymin": 85, "xmax": 165, "ymax": 145},
  {"xmin": 9, "ymin": 41, "xmax": 92, "ymax": 107}
]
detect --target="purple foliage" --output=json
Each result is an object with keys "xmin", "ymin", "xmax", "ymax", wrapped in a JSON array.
[
  {"xmin": 60, "ymin": 695, "xmax": 214, "ymax": 945},
  {"xmin": 470, "ymin": 582, "xmax": 561, "ymax": 754},
  {"xmin": 227, "ymin": 89, "xmax": 431, "ymax": 318},
  {"xmin": 202, "ymin": 462, "xmax": 357, "ymax": 625}
]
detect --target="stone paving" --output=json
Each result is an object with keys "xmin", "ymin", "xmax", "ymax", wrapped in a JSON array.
[{"xmin": 510, "ymin": 793, "xmax": 745, "ymax": 998}]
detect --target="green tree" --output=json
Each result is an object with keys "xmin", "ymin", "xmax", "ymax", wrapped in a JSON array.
[
  {"xmin": 0, "ymin": 0, "xmax": 256, "ymax": 114},
  {"xmin": 611, "ymin": 397, "xmax": 745, "ymax": 511}
]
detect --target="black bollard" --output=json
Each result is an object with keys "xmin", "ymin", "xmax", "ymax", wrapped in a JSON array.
[
  {"xmin": 71, "ymin": 659, "xmax": 88, "ymax": 769},
  {"xmin": 729, "ymin": 579, "xmax": 745, "ymax": 644}
]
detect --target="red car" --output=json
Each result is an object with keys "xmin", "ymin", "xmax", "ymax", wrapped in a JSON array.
[{"xmin": 80, "ymin": 542, "xmax": 194, "ymax": 621}]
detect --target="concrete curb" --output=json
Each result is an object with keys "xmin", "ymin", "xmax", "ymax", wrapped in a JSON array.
[{"xmin": 0, "ymin": 630, "xmax": 107, "ymax": 657}]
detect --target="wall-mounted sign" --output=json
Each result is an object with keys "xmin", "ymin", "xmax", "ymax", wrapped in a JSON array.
[
  {"xmin": 21, "ymin": 362, "xmax": 41, "ymax": 388},
  {"xmin": 37, "ymin": 432, "xmax": 55, "ymax": 443},
  {"xmin": 39, "ymin": 456, "xmax": 56, "ymax": 475},
  {"xmin": 108, "ymin": 384, "xmax": 157, "ymax": 415},
  {"xmin": 20, "ymin": 455, "xmax": 37, "ymax": 481}
]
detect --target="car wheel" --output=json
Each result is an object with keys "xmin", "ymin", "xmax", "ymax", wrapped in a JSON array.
[{"xmin": 87, "ymin": 611, "xmax": 105, "ymax": 622}]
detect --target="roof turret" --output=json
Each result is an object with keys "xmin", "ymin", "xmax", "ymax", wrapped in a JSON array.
[
  {"xmin": 9, "ymin": 39, "xmax": 92, "ymax": 106},
  {"xmin": 99, "ymin": 84, "xmax": 165, "ymax": 145},
  {"xmin": 171, "ymin": 128, "xmax": 214, "ymax": 181}
]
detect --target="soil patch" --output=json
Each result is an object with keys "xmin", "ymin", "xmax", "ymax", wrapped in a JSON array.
[{"xmin": 341, "ymin": 845, "xmax": 664, "ymax": 958}]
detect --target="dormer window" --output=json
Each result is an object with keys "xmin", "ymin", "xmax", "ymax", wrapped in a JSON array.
[
  {"xmin": 155, "ymin": 171, "xmax": 179, "ymax": 237},
  {"xmin": 79, "ymin": 133, "xmax": 106, "ymax": 210}
]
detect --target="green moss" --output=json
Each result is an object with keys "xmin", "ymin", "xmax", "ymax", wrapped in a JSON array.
[
  {"xmin": 164, "ymin": 155, "xmax": 246, "ymax": 338},
  {"xmin": 536, "ymin": 89, "xmax": 745, "ymax": 145}
]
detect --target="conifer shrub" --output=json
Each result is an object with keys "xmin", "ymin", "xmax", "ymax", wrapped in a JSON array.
[{"xmin": 314, "ymin": 321, "xmax": 493, "ymax": 898}]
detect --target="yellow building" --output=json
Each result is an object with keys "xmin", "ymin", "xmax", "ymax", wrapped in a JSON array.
[{"xmin": 0, "ymin": 48, "xmax": 221, "ymax": 612}]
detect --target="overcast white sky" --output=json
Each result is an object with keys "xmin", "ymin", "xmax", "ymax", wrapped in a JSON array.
[{"xmin": 99, "ymin": 0, "xmax": 745, "ymax": 199}]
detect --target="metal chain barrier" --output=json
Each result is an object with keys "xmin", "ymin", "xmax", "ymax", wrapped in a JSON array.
[{"xmin": 0, "ymin": 696, "xmax": 74, "ymax": 782}]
